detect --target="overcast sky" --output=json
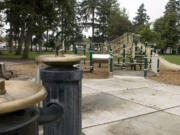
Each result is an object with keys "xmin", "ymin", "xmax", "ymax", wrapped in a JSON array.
[
  {"xmin": 83, "ymin": 0, "xmax": 169, "ymax": 37},
  {"xmin": 119, "ymin": 0, "xmax": 169, "ymax": 22}
]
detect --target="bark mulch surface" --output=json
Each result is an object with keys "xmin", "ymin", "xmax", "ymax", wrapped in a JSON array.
[
  {"xmin": 7, "ymin": 63, "xmax": 110, "ymax": 79},
  {"xmin": 7, "ymin": 63, "xmax": 36, "ymax": 77},
  {"xmin": 148, "ymin": 65, "xmax": 180, "ymax": 86},
  {"xmin": 7, "ymin": 62, "xmax": 180, "ymax": 85}
]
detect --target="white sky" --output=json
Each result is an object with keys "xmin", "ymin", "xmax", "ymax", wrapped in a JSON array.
[
  {"xmin": 119, "ymin": 0, "xmax": 169, "ymax": 22},
  {"xmin": 83, "ymin": 0, "xmax": 169, "ymax": 37}
]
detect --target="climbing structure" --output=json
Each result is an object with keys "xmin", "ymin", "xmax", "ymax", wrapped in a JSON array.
[
  {"xmin": 75, "ymin": 32, "xmax": 160, "ymax": 77},
  {"xmin": 110, "ymin": 32, "xmax": 159, "ymax": 74}
]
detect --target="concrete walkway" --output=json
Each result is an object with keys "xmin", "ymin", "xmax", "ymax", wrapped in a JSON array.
[
  {"xmin": 82, "ymin": 72, "xmax": 180, "ymax": 135},
  {"xmin": 160, "ymin": 57, "xmax": 180, "ymax": 71}
]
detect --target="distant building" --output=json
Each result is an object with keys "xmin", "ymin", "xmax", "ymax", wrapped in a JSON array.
[{"xmin": 0, "ymin": 42, "xmax": 6, "ymax": 49}]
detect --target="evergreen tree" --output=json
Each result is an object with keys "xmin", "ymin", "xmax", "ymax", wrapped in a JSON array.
[
  {"xmin": 154, "ymin": 0, "xmax": 180, "ymax": 52},
  {"xmin": 154, "ymin": 17, "xmax": 167, "ymax": 49},
  {"xmin": 133, "ymin": 3, "xmax": 150, "ymax": 26},
  {"xmin": 0, "ymin": 0, "xmax": 73, "ymax": 58},
  {"xmin": 107, "ymin": 3, "xmax": 132, "ymax": 40},
  {"xmin": 80, "ymin": 0, "xmax": 99, "ymax": 42},
  {"xmin": 95, "ymin": 0, "xmax": 117, "ymax": 42},
  {"xmin": 136, "ymin": 24, "xmax": 159, "ymax": 43}
]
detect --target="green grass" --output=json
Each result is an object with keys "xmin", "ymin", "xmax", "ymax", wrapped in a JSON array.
[
  {"xmin": 161, "ymin": 55, "xmax": 180, "ymax": 65},
  {"xmin": 0, "ymin": 51, "xmax": 55, "ymax": 59},
  {"xmin": 0, "ymin": 50, "xmax": 129, "ymax": 62},
  {"xmin": 0, "ymin": 51, "xmax": 90, "ymax": 60}
]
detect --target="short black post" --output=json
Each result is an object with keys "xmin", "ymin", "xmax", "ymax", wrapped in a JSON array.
[{"xmin": 40, "ymin": 66, "xmax": 83, "ymax": 135}]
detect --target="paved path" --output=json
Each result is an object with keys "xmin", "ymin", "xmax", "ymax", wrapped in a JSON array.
[
  {"xmin": 82, "ymin": 72, "xmax": 180, "ymax": 135},
  {"xmin": 160, "ymin": 57, "xmax": 180, "ymax": 71}
]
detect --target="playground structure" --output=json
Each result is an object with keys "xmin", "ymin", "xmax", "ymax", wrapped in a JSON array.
[
  {"xmin": 74, "ymin": 32, "xmax": 160, "ymax": 77},
  {"xmin": 110, "ymin": 33, "xmax": 159, "ymax": 74}
]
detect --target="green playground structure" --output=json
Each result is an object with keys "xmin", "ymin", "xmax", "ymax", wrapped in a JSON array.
[{"xmin": 73, "ymin": 32, "xmax": 160, "ymax": 78}]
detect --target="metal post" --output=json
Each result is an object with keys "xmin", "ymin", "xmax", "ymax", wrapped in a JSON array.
[
  {"xmin": 89, "ymin": 43, "xmax": 94, "ymax": 72},
  {"xmin": 118, "ymin": 58, "xmax": 120, "ymax": 64},
  {"xmin": 151, "ymin": 45, "xmax": 154, "ymax": 56},
  {"xmin": 154, "ymin": 46, "xmax": 157, "ymax": 54},
  {"xmin": 144, "ymin": 54, "xmax": 148, "ymax": 78},
  {"xmin": 83, "ymin": 45, "xmax": 86, "ymax": 64},
  {"xmin": 135, "ymin": 40, "xmax": 138, "ymax": 56},
  {"xmin": 145, "ymin": 42, "xmax": 148, "ymax": 54},
  {"xmin": 150, "ymin": 44, "xmax": 154, "ymax": 68},
  {"xmin": 123, "ymin": 44, "xmax": 126, "ymax": 69},
  {"xmin": 99, "ymin": 45, "xmax": 102, "ymax": 68},
  {"xmin": 134, "ymin": 40, "xmax": 138, "ymax": 70},
  {"xmin": 118, "ymin": 41, "xmax": 120, "ymax": 64},
  {"xmin": 109, "ymin": 47, "xmax": 113, "ymax": 74},
  {"xmin": 157, "ymin": 58, "xmax": 160, "ymax": 73},
  {"xmin": 74, "ymin": 44, "xmax": 78, "ymax": 55}
]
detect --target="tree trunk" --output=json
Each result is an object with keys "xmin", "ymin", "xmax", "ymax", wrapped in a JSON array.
[
  {"xmin": 30, "ymin": 38, "xmax": 33, "ymax": 51},
  {"xmin": 39, "ymin": 41, "xmax": 42, "ymax": 54},
  {"xmin": 92, "ymin": 6, "xmax": 95, "ymax": 42},
  {"xmin": 36, "ymin": 44, "xmax": 38, "ymax": 52},
  {"xmin": 8, "ymin": 24, "xmax": 13, "ymax": 53},
  {"xmin": 16, "ymin": 24, "xmax": 25, "ymax": 55},
  {"xmin": 23, "ymin": 30, "xmax": 32, "ymax": 59},
  {"xmin": 46, "ymin": 30, "xmax": 48, "ymax": 52}
]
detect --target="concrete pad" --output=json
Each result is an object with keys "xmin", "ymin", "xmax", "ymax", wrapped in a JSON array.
[
  {"xmin": 82, "ymin": 86, "xmax": 101, "ymax": 95},
  {"xmin": 82, "ymin": 93, "xmax": 155, "ymax": 128},
  {"xmin": 114, "ymin": 76, "xmax": 165, "ymax": 88},
  {"xmin": 165, "ymin": 107, "xmax": 180, "ymax": 116},
  {"xmin": 83, "ymin": 112, "xmax": 180, "ymax": 135},
  {"xmin": 82, "ymin": 78, "xmax": 150, "ymax": 93},
  {"xmin": 114, "ymin": 71, "xmax": 155, "ymax": 77},
  {"xmin": 109, "ymin": 87, "xmax": 180, "ymax": 110},
  {"xmin": 153, "ymin": 84, "xmax": 180, "ymax": 95}
]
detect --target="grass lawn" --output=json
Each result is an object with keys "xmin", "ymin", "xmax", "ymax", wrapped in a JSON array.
[
  {"xmin": 0, "ymin": 50, "xmax": 129, "ymax": 62},
  {"xmin": 161, "ymin": 55, "xmax": 180, "ymax": 65},
  {"xmin": 0, "ymin": 51, "xmax": 55, "ymax": 59},
  {"xmin": 0, "ymin": 51, "xmax": 90, "ymax": 60}
]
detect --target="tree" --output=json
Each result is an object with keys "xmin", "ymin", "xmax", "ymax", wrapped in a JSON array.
[
  {"xmin": 136, "ymin": 24, "xmax": 159, "ymax": 44},
  {"xmin": 154, "ymin": 0, "xmax": 180, "ymax": 50},
  {"xmin": 164, "ymin": 0, "xmax": 180, "ymax": 49},
  {"xmin": 48, "ymin": 0, "xmax": 83, "ymax": 51},
  {"xmin": 1, "ymin": 0, "xmax": 72, "ymax": 58},
  {"xmin": 133, "ymin": 3, "xmax": 150, "ymax": 27},
  {"xmin": 107, "ymin": 3, "xmax": 132, "ymax": 40},
  {"xmin": 80, "ymin": 0, "xmax": 99, "ymax": 42},
  {"xmin": 95, "ymin": 0, "xmax": 117, "ymax": 42},
  {"xmin": 154, "ymin": 17, "xmax": 167, "ymax": 49}
]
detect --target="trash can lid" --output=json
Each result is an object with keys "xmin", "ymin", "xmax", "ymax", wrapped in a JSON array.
[{"xmin": 0, "ymin": 80, "xmax": 47, "ymax": 115}]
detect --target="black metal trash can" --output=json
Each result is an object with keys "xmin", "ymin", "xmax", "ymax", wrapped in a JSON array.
[
  {"xmin": 0, "ymin": 107, "xmax": 39, "ymax": 135},
  {"xmin": 40, "ymin": 66, "xmax": 83, "ymax": 135}
]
